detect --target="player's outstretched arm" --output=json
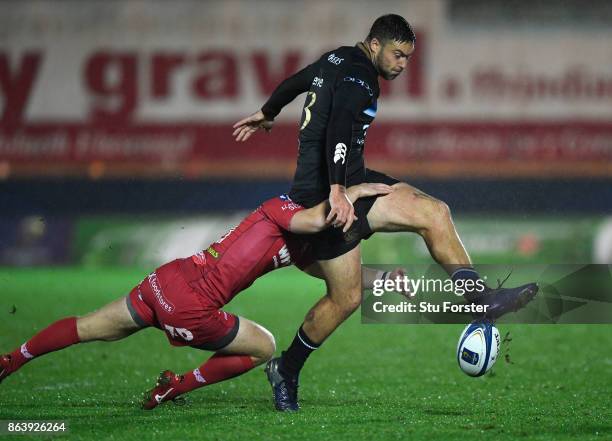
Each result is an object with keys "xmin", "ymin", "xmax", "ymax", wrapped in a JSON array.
[
  {"xmin": 232, "ymin": 64, "xmax": 315, "ymax": 142},
  {"xmin": 232, "ymin": 110, "xmax": 274, "ymax": 142},
  {"xmin": 288, "ymin": 183, "xmax": 393, "ymax": 234}
]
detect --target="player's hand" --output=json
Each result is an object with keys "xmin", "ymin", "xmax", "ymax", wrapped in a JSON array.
[
  {"xmin": 388, "ymin": 267, "xmax": 413, "ymax": 299},
  {"xmin": 349, "ymin": 183, "xmax": 394, "ymax": 202},
  {"xmin": 326, "ymin": 185, "xmax": 356, "ymax": 233},
  {"xmin": 232, "ymin": 110, "xmax": 274, "ymax": 142}
]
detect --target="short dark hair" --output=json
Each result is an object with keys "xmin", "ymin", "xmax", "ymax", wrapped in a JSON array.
[{"xmin": 366, "ymin": 14, "xmax": 416, "ymax": 45}]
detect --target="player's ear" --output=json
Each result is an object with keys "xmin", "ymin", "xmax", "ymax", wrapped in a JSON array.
[{"xmin": 369, "ymin": 37, "xmax": 382, "ymax": 55}]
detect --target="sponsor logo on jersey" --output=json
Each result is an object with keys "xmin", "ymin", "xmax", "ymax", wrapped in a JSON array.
[
  {"xmin": 147, "ymin": 272, "xmax": 175, "ymax": 314},
  {"xmin": 327, "ymin": 53, "xmax": 344, "ymax": 65},
  {"xmin": 279, "ymin": 194, "xmax": 291, "ymax": 201},
  {"xmin": 334, "ymin": 143, "xmax": 347, "ymax": 164},
  {"xmin": 206, "ymin": 246, "xmax": 219, "ymax": 258},
  {"xmin": 343, "ymin": 76, "xmax": 373, "ymax": 96},
  {"xmin": 281, "ymin": 202, "xmax": 302, "ymax": 211},
  {"xmin": 312, "ymin": 76, "xmax": 324, "ymax": 87}
]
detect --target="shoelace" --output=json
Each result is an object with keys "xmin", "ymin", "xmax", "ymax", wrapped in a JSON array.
[{"xmin": 496, "ymin": 269, "xmax": 513, "ymax": 289}]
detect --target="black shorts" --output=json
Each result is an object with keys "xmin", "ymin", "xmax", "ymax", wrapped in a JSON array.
[{"xmin": 309, "ymin": 169, "xmax": 399, "ymax": 260}]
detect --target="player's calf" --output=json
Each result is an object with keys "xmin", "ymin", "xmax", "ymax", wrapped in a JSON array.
[
  {"xmin": 1, "ymin": 297, "xmax": 143, "ymax": 384},
  {"xmin": 0, "ymin": 317, "xmax": 80, "ymax": 383},
  {"xmin": 142, "ymin": 353, "xmax": 256, "ymax": 410}
]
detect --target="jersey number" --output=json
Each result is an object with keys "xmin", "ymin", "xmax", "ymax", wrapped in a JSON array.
[
  {"xmin": 164, "ymin": 324, "xmax": 194, "ymax": 341},
  {"xmin": 300, "ymin": 91, "xmax": 317, "ymax": 130}
]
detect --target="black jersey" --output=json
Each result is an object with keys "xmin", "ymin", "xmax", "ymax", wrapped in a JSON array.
[{"xmin": 261, "ymin": 45, "xmax": 379, "ymax": 207}]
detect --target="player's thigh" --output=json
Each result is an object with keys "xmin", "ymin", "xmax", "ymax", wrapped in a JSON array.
[
  {"xmin": 317, "ymin": 245, "xmax": 362, "ymax": 306},
  {"xmin": 367, "ymin": 182, "xmax": 446, "ymax": 233},
  {"xmin": 217, "ymin": 317, "xmax": 275, "ymax": 363},
  {"xmin": 77, "ymin": 296, "xmax": 142, "ymax": 341}
]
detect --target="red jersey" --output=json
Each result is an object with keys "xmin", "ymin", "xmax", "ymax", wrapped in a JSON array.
[{"xmin": 183, "ymin": 195, "xmax": 313, "ymax": 308}]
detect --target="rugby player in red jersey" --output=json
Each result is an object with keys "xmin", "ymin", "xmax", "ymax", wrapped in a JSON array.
[{"xmin": 0, "ymin": 183, "xmax": 402, "ymax": 410}]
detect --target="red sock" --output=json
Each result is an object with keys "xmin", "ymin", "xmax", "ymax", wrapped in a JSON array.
[
  {"xmin": 175, "ymin": 353, "xmax": 254, "ymax": 395},
  {"xmin": 9, "ymin": 317, "xmax": 80, "ymax": 372}
]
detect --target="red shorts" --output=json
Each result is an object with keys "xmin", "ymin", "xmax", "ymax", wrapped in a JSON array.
[{"xmin": 126, "ymin": 259, "xmax": 239, "ymax": 350}]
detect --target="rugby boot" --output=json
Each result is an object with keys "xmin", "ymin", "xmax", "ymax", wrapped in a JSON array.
[
  {"xmin": 472, "ymin": 282, "xmax": 539, "ymax": 320},
  {"xmin": 0, "ymin": 354, "xmax": 12, "ymax": 384},
  {"xmin": 142, "ymin": 370, "xmax": 185, "ymax": 410},
  {"xmin": 265, "ymin": 357, "xmax": 299, "ymax": 412}
]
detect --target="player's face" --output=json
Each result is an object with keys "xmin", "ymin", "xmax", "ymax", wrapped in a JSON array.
[{"xmin": 374, "ymin": 39, "xmax": 414, "ymax": 80}]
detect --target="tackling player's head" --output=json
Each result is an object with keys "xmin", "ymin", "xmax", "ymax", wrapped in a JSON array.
[{"xmin": 365, "ymin": 14, "xmax": 416, "ymax": 80}]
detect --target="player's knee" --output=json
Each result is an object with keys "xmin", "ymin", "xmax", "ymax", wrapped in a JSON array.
[
  {"xmin": 252, "ymin": 331, "xmax": 276, "ymax": 366},
  {"xmin": 261, "ymin": 333, "xmax": 276, "ymax": 362},
  {"xmin": 76, "ymin": 315, "xmax": 99, "ymax": 342},
  {"xmin": 430, "ymin": 200, "xmax": 453, "ymax": 230},
  {"xmin": 434, "ymin": 199, "xmax": 452, "ymax": 221},
  {"xmin": 415, "ymin": 197, "xmax": 452, "ymax": 235}
]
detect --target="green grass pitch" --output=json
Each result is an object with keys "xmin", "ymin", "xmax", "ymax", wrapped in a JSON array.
[{"xmin": 0, "ymin": 266, "xmax": 610, "ymax": 440}]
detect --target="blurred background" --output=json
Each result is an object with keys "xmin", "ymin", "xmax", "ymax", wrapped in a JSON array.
[{"xmin": 1, "ymin": 0, "xmax": 611, "ymax": 268}]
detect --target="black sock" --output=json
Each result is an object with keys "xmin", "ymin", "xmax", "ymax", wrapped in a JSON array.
[{"xmin": 279, "ymin": 325, "xmax": 320, "ymax": 378}]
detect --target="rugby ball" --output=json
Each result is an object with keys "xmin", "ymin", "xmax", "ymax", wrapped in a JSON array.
[{"xmin": 456, "ymin": 320, "xmax": 500, "ymax": 377}]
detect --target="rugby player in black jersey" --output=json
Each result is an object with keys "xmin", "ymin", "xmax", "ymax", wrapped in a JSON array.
[{"xmin": 233, "ymin": 14, "xmax": 538, "ymax": 411}]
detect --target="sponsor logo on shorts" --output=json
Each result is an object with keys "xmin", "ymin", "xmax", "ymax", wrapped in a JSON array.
[
  {"xmin": 312, "ymin": 76, "xmax": 324, "ymax": 87},
  {"xmin": 147, "ymin": 272, "xmax": 175, "ymax": 314}
]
